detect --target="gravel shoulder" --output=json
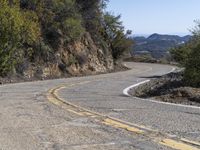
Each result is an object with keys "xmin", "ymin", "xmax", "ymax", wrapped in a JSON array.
[{"xmin": 130, "ymin": 71, "xmax": 200, "ymax": 106}]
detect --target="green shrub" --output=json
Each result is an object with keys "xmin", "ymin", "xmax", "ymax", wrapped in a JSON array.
[
  {"xmin": 33, "ymin": 41, "xmax": 53, "ymax": 62},
  {"xmin": 62, "ymin": 18, "xmax": 85, "ymax": 42},
  {"xmin": 67, "ymin": 55, "xmax": 78, "ymax": 66},
  {"xmin": 0, "ymin": 1, "xmax": 40, "ymax": 76},
  {"xmin": 170, "ymin": 45, "xmax": 191, "ymax": 66},
  {"xmin": 184, "ymin": 44, "xmax": 200, "ymax": 87},
  {"xmin": 170, "ymin": 22, "xmax": 200, "ymax": 87}
]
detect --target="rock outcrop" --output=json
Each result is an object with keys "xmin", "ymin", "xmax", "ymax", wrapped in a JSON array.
[{"xmin": 22, "ymin": 33, "xmax": 114, "ymax": 79}]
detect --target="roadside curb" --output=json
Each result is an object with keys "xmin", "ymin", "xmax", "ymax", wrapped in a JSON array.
[{"xmin": 123, "ymin": 80, "xmax": 150, "ymax": 96}]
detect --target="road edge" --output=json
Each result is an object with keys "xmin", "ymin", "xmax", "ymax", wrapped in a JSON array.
[{"xmin": 122, "ymin": 67, "xmax": 200, "ymax": 109}]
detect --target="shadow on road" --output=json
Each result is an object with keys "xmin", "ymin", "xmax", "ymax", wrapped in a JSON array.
[{"xmin": 138, "ymin": 75, "xmax": 162, "ymax": 79}]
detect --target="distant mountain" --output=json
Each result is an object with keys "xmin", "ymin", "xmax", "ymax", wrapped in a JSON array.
[{"xmin": 132, "ymin": 33, "xmax": 192, "ymax": 58}]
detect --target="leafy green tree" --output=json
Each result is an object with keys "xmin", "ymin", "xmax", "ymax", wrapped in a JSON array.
[
  {"xmin": 76, "ymin": 0, "xmax": 110, "ymax": 48},
  {"xmin": 103, "ymin": 12, "xmax": 133, "ymax": 59},
  {"xmin": 76, "ymin": 0, "xmax": 107, "ymax": 32}
]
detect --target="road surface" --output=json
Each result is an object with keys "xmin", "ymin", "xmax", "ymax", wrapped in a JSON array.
[{"xmin": 0, "ymin": 62, "xmax": 200, "ymax": 150}]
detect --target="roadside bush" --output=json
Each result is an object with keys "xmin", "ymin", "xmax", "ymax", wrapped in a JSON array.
[
  {"xmin": 170, "ymin": 44, "xmax": 191, "ymax": 66},
  {"xmin": 170, "ymin": 21, "xmax": 200, "ymax": 88},
  {"xmin": 32, "ymin": 41, "xmax": 54, "ymax": 62},
  {"xmin": 184, "ymin": 44, "xmax": 200, "ymax": 87}
]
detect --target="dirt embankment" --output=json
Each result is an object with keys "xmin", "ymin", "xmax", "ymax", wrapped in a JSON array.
[{"xmin": 130, "ymin": 71, "xmax": 200, "ymax": 106}]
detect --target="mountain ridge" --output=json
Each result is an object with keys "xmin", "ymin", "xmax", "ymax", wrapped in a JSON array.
[{"xmin": 132, "ymin": 33, "xmax": 192, "ymax": 58}]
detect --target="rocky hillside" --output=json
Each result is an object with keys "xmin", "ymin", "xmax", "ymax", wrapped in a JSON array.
[
  {"xmin": 0, "ymin": 0, "xmax": 132, "ymax": 82},
  {"xmin": 21, "ymin": 33, "xmax": 114, "ymax": 79}
]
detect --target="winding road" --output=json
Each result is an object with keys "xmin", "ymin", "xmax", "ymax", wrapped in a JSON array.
[{"xmin": 0, "ymin": 62, "xmax": 200, "ymax": 150}]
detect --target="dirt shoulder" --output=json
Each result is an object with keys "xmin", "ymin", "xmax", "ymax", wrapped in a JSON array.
[{"xmin": 130, "ymin": 71, "xmax": 200, "ymax": 107}]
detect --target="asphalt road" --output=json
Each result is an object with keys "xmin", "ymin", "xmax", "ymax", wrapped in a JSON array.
[{"xmin": 0, "ymin": 62, "xmax": 200, "ymax": 150}]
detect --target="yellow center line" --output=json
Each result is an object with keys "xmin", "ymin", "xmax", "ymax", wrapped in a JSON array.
[
  {"xmin": 66, "ymin": 109, "xmax": 84, "ymax": 116},
  {"xmin": 102, "ymin": 118, "xmax": 144, "ymax": 134},
  {"xmin": 181, "ymin": 138, "xmax": 200, "ymax": 147},
  {"xmin": 160, "ymin": 139, "xmax": 200, "ymax": 150},
  {"xmin": 47, "ymin": 81, "xmax": 200, "ymax": 150}
]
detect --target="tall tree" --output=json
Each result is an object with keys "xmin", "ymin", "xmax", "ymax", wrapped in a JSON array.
[{"xmin": 103, "ymin": 12, "xmax": 133, "ymax": 59}]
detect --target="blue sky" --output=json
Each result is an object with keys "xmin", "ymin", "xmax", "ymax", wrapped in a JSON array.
[{"xmin": 107, "ymin": 0, "xmax": 200, "ymax": 36}]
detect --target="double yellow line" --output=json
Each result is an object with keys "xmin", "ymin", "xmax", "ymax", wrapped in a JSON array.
[{"xmin": 47, "ymin": 82, "xmax": 200, "ymax": 150}]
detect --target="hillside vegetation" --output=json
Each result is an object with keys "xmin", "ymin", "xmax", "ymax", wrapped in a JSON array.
[{"xmin": 0, "ymin": 0, "xmax": 133, "ymax": 80}]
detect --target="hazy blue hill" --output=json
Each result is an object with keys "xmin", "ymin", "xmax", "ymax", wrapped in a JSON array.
[
  {"xmin": 132, "ymin": 33, "xmax": 192, "ymax": 58},
  {"xmin": 133, "ymin": 36, "xmax": 146, "ymax": 42},
  {"xmin": 147, "ymin": 33, "xmax": 181, "ymax": 41},
  {"xmin": 182, "ymin": 35, "xmax": 192, "ymax": 41}
]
